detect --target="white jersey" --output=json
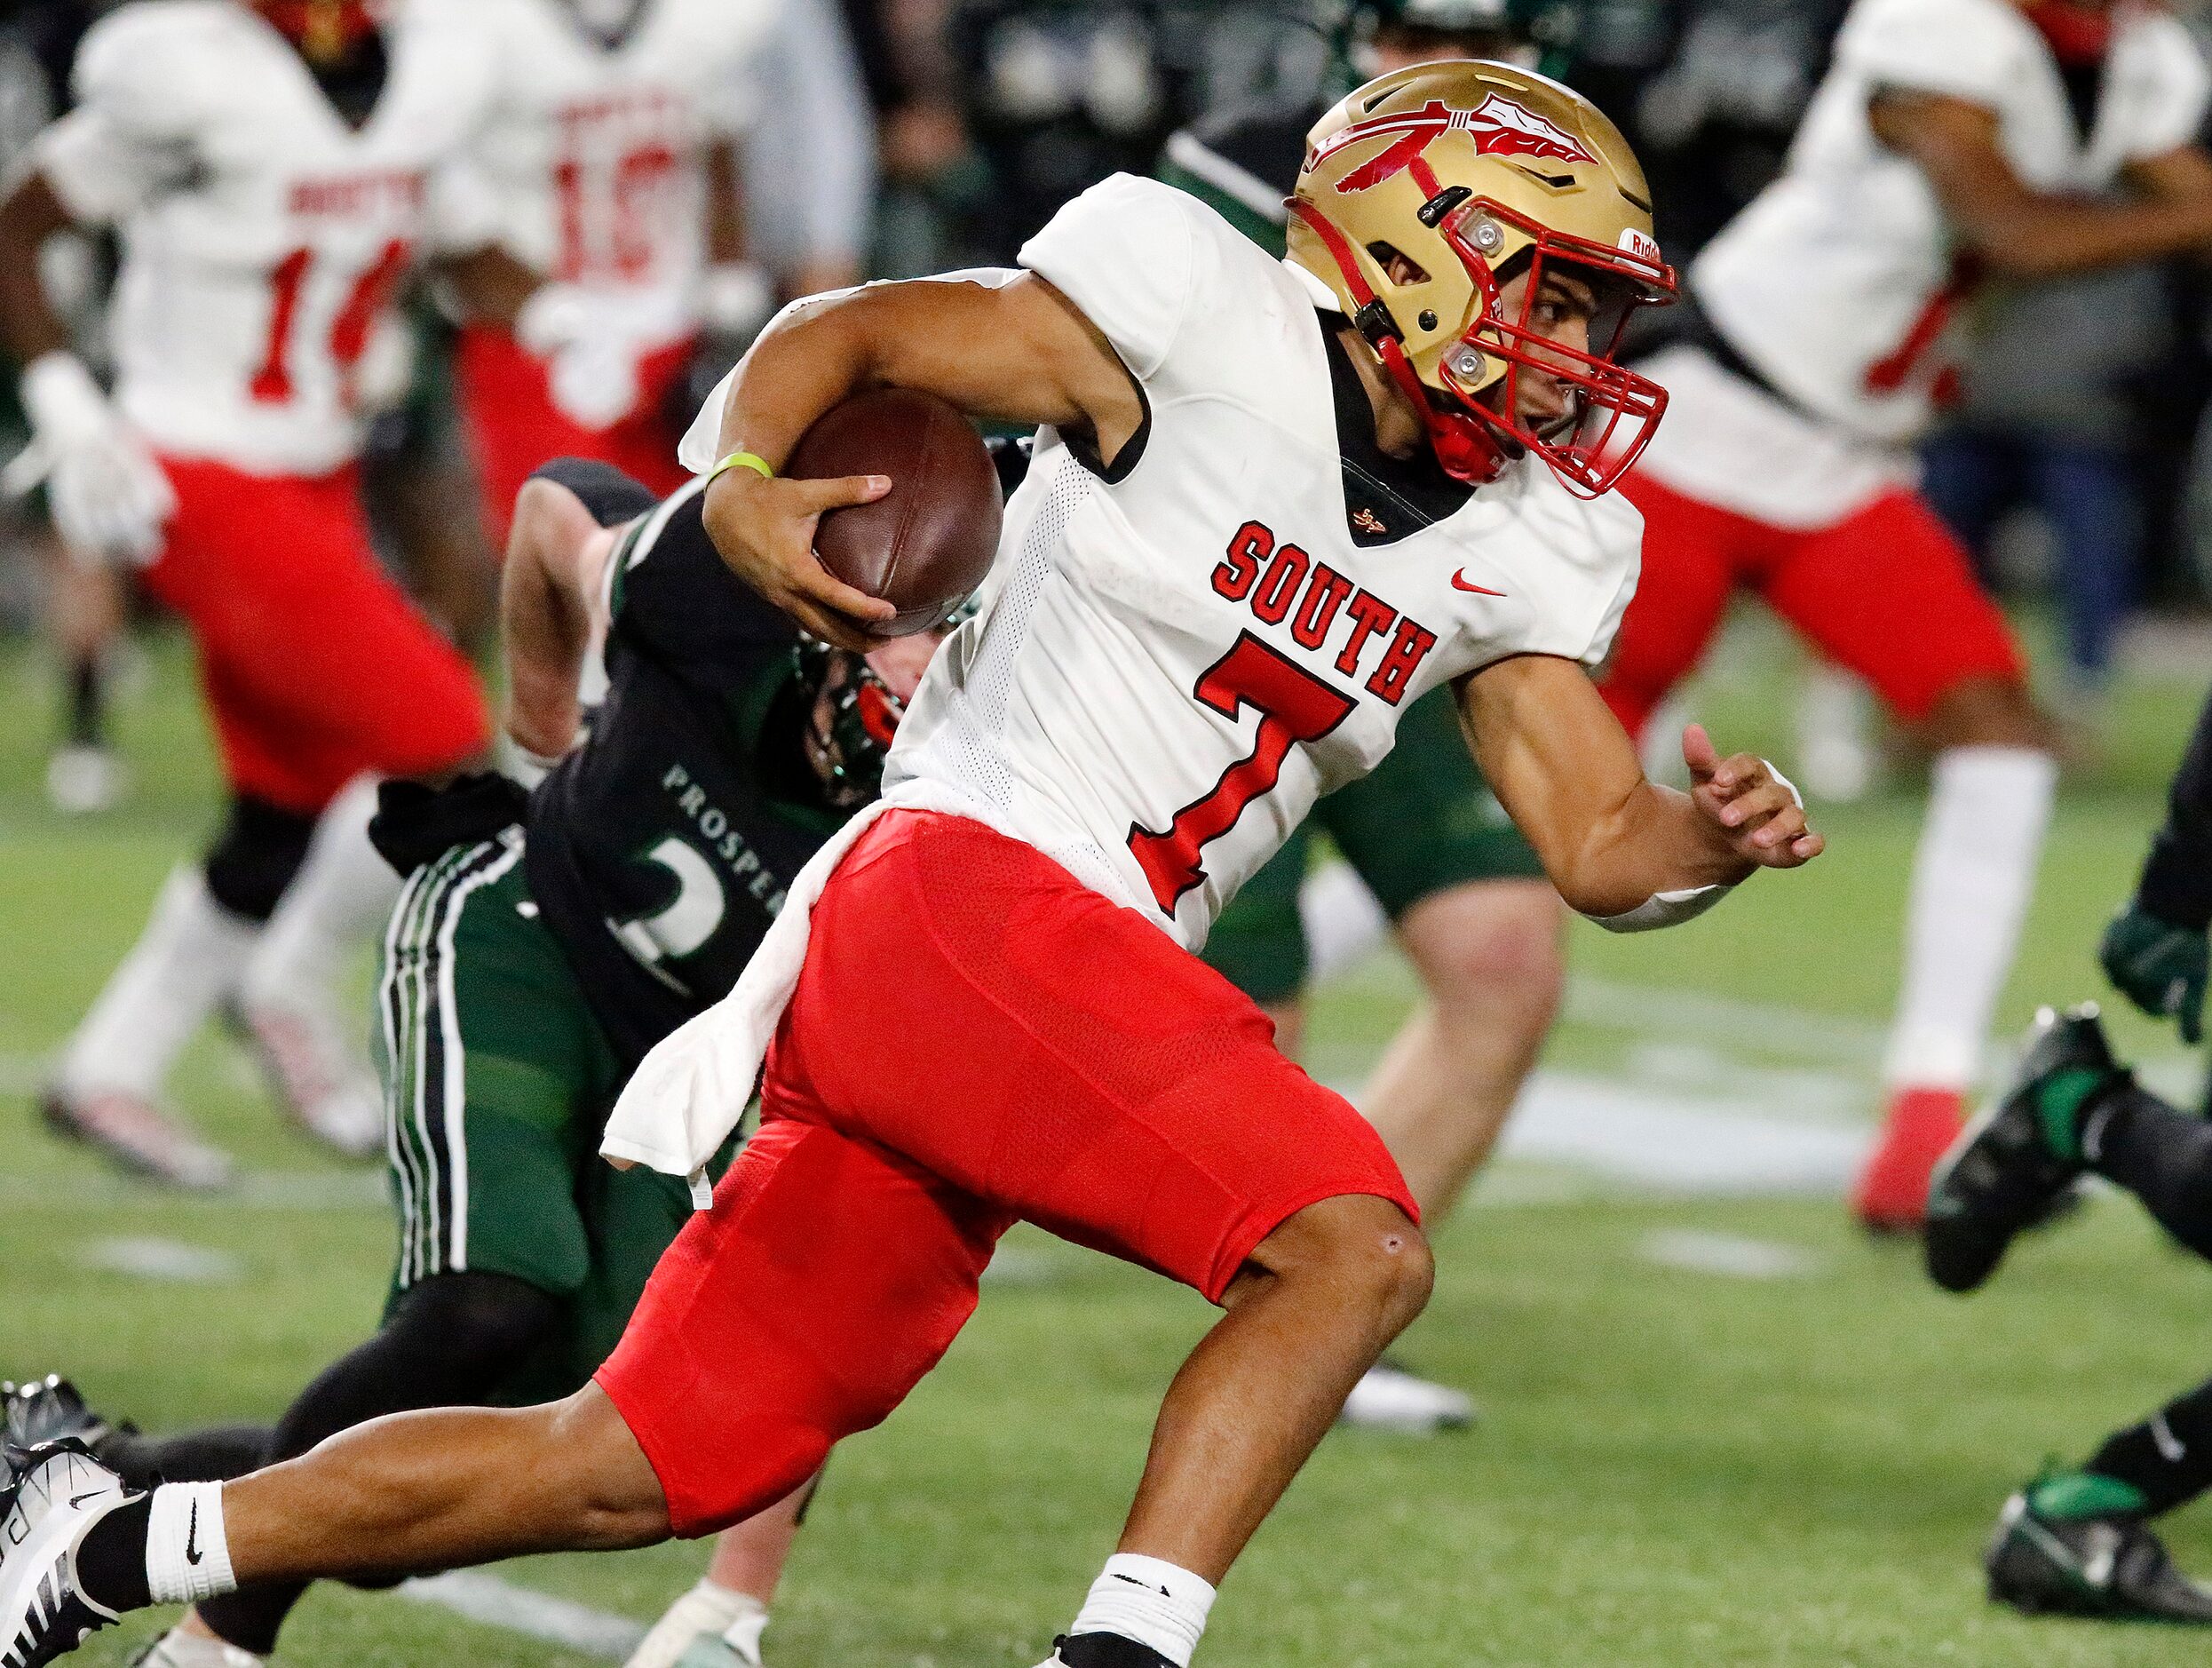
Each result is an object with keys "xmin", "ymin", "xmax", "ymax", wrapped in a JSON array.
[
  {"xmin": 467, "ymin": 0, "xmax": 778, "ymax": 348},
  {"xmin": 35, "ymin": 0, "xmax": 502, "ymax": 477},
  {"xmin": 1691, "ymin": 0, "xmax": 2208, "ymax": 448},
  {"xmin": 879, "ymin": 176, "xmax": 1640, "ymax": 952}
]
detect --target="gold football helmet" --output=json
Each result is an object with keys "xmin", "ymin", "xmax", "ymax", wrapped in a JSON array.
[{"xmin": 1287, "ymin": 60, "xmax": 1676, "ymax": 495}]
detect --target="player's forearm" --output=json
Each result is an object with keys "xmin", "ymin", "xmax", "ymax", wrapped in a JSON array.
[
  {"xmin": 710, "ymin": 277, "xmax": 1099, "ymax": 470},
  {"xmin": 499, "ymin": 521, "xmax": 591, "ymax": 759},
  {"xmin": 439, "ymin": 243, "xmax": 543, "ymax": 330},
  {"xmin": 705, "ymin": 141, "xmax": 747, "ymax": 268},
  {"xmin": 1547, "ymin": 782, "xmax": 1754, "ymax": 920},
  {"xmin": 1956, "ymin": 191, "xmax": 2212, "ymax": 280},
  {"xmin": 0, "ymin": 173, "xmax": 79, "ymax": 367}
]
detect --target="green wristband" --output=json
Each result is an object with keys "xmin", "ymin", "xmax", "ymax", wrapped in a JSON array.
[{"xmin": 709, "ymin": 450, "xmax": 775, "ymax": 483}]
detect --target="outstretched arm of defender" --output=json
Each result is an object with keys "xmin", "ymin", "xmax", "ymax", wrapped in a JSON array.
[
  {"xmin": 1871, "ymin": 92, "xmax": 2212, "ymax": 279},
  {"xmin": 1458, "ymin": 654, "xmax": 1821, "ymax": 927},
  {"xmin": 698, "ymin": 274, "xmax": 1146, "ymax": 648},
  {"xmin": 502, "ymin": 478, "xmax": 620, "ymax": 764}
]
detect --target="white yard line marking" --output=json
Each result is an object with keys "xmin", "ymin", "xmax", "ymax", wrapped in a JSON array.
[
  {"xmin": 1563, "ymin": 976, "xmax": 1885, "ymax": 1065},
  {"xmin": 1497, "ymin": 1073, "xmax": 1868, "ymax": 1194},
  {"xmin": 80, "ymin": 1236, "xmax": 242, "ymax": 1283},
  {"xmin": 1639, "ymin": 1229, "xmax": 1826, "ymax": 1281},
  {"xmin": 400, "ymin": 1571, "xmax": 645, "ymax": 1661}
]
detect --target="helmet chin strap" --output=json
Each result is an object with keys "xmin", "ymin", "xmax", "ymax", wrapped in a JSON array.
[
  {"xmin": 1373, "ymin": 335, "xmax": 1506, "ymax": 484},
  {"xmin": 1290, "ymin": 200, "xmax": 1507, "ymax": 485}
]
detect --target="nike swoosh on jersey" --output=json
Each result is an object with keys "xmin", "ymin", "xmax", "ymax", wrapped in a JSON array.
[{"xmin": 1451, "ymin": 571, "xmax": 1508, "ymax": 597}]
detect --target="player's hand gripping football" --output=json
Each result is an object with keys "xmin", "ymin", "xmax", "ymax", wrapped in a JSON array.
[
  {"xmin": 702, "ymin": 466, "xmax": 899, "ymax": 651},
  {"xmin": 1683, "ymin": 724, "xmax": 1824, "ymax": 870}
]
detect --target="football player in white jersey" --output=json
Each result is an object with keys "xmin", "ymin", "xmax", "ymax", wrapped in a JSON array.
[
  {"xmin": 0, "ymin": 63, "xmax": 1824, "ymax": 1668},
  {"xmin": 453, "ymin": 0, "xmax": 784, "ymax": 548},
  {"xmin": 1598, "ymin": 0, "xmax": 2212, "ymax": 1231},
  {"xmin": 0, "ymin": 0, "xmax": 576, "ymax": 1184}
]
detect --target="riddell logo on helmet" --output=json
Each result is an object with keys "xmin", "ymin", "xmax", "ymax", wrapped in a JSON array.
[{"xmin": 1314, "ymin": 95, "xmax": 1597, "ymax": 192}]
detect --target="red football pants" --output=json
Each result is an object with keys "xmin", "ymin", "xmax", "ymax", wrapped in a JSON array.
[
  {"xmin": 1602, "ymin": 471, "xmax": 2026, "ymax": 738},
  {"xmin": 456, "ymin": 322, "xmax": 695, "ymax": 550},
  {"xmin": 142, "ymin": 457, "xmax": 489, "ymax": 814},
  {"xmin": 597, "ymin": 810, "xmax": 1418, "ymax": 1536}
]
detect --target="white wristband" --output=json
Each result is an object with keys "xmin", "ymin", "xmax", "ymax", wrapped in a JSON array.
[
  {"xmin": 1587, "ymin": 755, "xmax": 1800, "ymax": 933},
  {"xmin": 1587, "ymin": 882, "xmax": 1736, "ymax": 933}
]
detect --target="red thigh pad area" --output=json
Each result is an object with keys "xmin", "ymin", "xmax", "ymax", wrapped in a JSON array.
[
  {"xmin": 596, "ymin": 812, "xmax": 1416, "ymax": 1534},
  {"xmin": 776, "ymin": 811, "xmax": 1417, "ymax": 1300},
  {"xmin": 1761, "ymin": 489, "xmax": 2026, "ymax": 722},
  {"xmin": 143, "ymin": 457, "xmax": 489, "ymax": 812}
]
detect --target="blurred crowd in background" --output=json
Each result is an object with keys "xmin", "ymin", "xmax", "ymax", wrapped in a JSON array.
[{"xmin": 4, "ymin": 0, "xmax": 2212, "ymax": 735}]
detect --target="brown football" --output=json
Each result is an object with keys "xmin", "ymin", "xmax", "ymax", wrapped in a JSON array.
[{"xmin": 783, "ymin": 388, "xmax": 1003, "ymax": 638}]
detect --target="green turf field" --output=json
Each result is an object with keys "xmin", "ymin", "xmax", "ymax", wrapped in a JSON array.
[{"xmin": 8, "ymin": 616, "xmax": 2212, "ymax": 1667}]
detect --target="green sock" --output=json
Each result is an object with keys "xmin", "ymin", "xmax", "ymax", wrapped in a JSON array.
[
  {"xmin": 2034, "ymin": 1068, "xmax": 2111, "ymax": 1161},
  {"xmin": 2028, "ymin": 1469, "xmax": 2151, "ymax": 1521}
]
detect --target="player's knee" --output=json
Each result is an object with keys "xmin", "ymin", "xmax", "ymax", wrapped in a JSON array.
[
  {"xmin": 538, "ymin": 1387, "xmax": 675, "ymax": 1548},
  {"xmin": 1254, "ymin": 1195, "xmax": 1433, "ymax": 1336},
  {"xmin": 1405, "ymin": 882, "xmax": 1565, "ymax": 1029},
  {"xmin": 204, "ymin": 795, "xmax": 319, "ymax": 923},
  {"xmin": 1916, "ymin": 677, "xmax": 2055, "ymax": 753},
  {"xmin": 391, "ymin": 1272, "xmax": 562, "ymax": 1385}
]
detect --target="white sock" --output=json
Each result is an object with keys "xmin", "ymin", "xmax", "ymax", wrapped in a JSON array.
[
  {"xmin": 1296, "ymin": 859, "xmax": 1391, "ymax": 988},
  {"xmin": 710, "ymin": 1586, "xmax": 768, "ymax": 1664},
  {"xmin": 57, "ymin": 867, "xmax": 260, "ymax": 1100},
  {"xmin": 1068, "ymin": 1554, "xmax": 1216, "ymax": 1667},
  {"xmin": 146, "ymin": 1482, "xmax": 236, "ymax": 1606},
  {"xmin": 1883, "ymin": 745, "xmax": 2057, "ymax": 1089},
  {"xmin": 238, "ymin": 775, "xmax": 400, "ymax": 1021}
]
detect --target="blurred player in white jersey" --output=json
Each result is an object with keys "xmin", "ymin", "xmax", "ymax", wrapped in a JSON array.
[
  {"xmin": 455, "ymin": 0, "xmax": 784, "ymax": 548},
  {"xmin": 0, "ymin": 0, "xmax": 568, "ymax": 1185},
  {"xmin": 1600, "ymin": 0, "xmax": 2212, "ymax": 1230}
]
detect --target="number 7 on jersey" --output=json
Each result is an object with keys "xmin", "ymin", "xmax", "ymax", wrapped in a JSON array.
[{"xmin": 1129, "ymin": 631, "xmax": 1357, "ymax": 911}]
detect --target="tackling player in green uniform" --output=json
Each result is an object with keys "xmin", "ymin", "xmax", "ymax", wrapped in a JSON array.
[
  {"xmin": 1158, "ymin": 0, "xmax": 1579, "ymax": 1432},
  {"xmin": 20, "ymin": 455, "xmax": 951, "ymax": 1668},
  {"xmin": 1922, "ymin": 679, "xmax": 2212, "ymax": 1623}
]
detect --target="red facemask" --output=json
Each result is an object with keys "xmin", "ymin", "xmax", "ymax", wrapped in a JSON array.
[
  {"xmin": 2025, "ymin": 1, "xmax": 2114, "ymax": 67},
  {"xmin": 1292, "ymin": 192, "xmax": 1676, "ymax": 497}
]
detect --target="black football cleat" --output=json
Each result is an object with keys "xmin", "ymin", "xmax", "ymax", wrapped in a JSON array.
[
  {"xmin": 0, "ymin": 1442, "xmax": 132, "ymax": 1667},
  {"xmin": 1924, "ymin": 1006, "xmax": 2126, "ymax": 1294},
  {"xmin": 1987, "ymin": 1483, "xmax": 2212, "ymax": 1623},
  {"xmin": 3, "ymin": 1383, "xmax": 115, "ymax": 1469}
]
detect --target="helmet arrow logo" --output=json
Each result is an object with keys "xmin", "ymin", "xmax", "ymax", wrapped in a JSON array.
[{"xmin": 1315, "ymin": 96, "xmax": 1598, "ymax": 194}]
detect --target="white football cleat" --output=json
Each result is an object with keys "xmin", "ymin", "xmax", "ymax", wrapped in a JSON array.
[
  {"xmin": 44, "ymin": 746, "xmax": 127, "ymax": 817},
  {"xmin": 39, "ymin": 1087, "xmax": 233, "ymax": 1192},
  {"xmin": 622, "ymin": 1584, "xmax": 766, "ymax": 1668},
  {"xmin": 0, "ymin": 1442, "xmax": 132, "ymax": 1668},
  {"xmin": 1339, "ymin": 1361, "xmax": 1476, "ymax": 1434},
  {"xmin": 135, "ymin": 1624, "xmax": 264, "ymax": 1667},
  {"xmin": 237, "ymin": 1001, "xmax": 385, "ymax": 1159}
]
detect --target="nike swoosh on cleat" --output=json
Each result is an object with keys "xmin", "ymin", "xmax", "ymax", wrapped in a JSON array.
[
  {"xmin": 1451, "ymin": 571, "xmax": 1507, "ymax": 597},
  {"xmin": 66, "ymin": 1493, "xmax": 102, "ymax": 1510}
]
